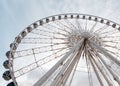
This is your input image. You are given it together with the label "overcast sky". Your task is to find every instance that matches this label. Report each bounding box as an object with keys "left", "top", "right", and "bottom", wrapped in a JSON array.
[{"left": 1, "top": 0, "right": 120, "bottom": 86}]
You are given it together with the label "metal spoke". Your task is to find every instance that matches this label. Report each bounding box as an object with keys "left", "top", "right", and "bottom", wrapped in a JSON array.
[
  {"left": 87, "top": 51, "right": 104, "bottom": 86},
  {"left": 46, "top": 23, "right": 71, "bottom": 34},
  {"left": 75, "top": 19, "right": 84, "bottom": 34},
  {"left": 96, "top": 52, "right": 120, "bottom": 85},
  {"left": 89, "top": 40, "right": 120, "bottom": 66},
  {"left": 99, "top": 29, "right": 119, "bottom": 37},
  {"left": 14, "top": 45, "right": 69, "bottom": 58},
  {"left": 64, "top": 19, "right": 78, "bottom": 34},
  {"left": 89, "top": 53, "right": 113, "bottom": 85},
  {"left": 90, "top": 22, "right": 97, "bottom": 32},
  {"left": 31, "top": 28, "right": 68, "bottom": 37},
  {"left": 14, "top": 48, "right": 69, "bottom": 78},
  {"left": 33, "top": 38, "right": 84, "bottom": 86},
  {"left": 53, "top": 20, "right": 73, "bottom": 34},
  {"left": 94, "top": 24, "right": 108, "bottom": 34}
]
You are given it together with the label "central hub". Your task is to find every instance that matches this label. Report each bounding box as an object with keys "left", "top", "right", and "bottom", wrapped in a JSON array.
[
  {"left": 67, "top": 31, "right": 102, "bottom": 47},
  {"left": 81, "top": 32, "right": 91, "bottom": 39}
]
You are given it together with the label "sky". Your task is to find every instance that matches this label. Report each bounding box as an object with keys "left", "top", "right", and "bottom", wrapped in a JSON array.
[{"left": 1, "top": 0, "right": 120, "bottom": 86}]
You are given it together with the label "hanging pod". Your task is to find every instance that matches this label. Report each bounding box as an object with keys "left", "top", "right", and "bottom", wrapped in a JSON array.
[{"left": 2, "top": 71, "right": 11, "bottom": 81}]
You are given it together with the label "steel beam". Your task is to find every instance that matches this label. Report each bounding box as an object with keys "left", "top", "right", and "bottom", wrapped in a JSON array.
[
  {"left": 96, "top": 52, "right": 120, "bottom": 85},
  {"left": 33, "top": 38, "right": 84, "bottom": 86},
  {"left": 89, "top": 40, "right": 120, "bottom": 66}
]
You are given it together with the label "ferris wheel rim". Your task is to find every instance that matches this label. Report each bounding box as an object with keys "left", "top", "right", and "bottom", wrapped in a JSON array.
[{"left": 7, "top": 13, "right": 120, "bottom": 86}]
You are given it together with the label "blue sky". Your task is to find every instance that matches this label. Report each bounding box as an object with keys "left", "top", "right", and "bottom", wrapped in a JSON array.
[{"left": 1, "top": 0, "right": 120, "bottom": 85}]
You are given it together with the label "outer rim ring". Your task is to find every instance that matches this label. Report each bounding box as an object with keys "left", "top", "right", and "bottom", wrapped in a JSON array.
[{"left": 8, "top": 13, "right": 120, "bottom": 86}]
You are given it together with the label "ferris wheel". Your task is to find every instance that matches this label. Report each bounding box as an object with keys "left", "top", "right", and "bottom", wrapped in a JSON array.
[{"left": 3, "top": 13, "right": 120, "bottom": 86}]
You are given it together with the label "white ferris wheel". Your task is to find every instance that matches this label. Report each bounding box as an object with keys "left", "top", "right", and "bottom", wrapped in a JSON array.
[{"left": 2, "top": 13, "right": 120, "bottom": 86}]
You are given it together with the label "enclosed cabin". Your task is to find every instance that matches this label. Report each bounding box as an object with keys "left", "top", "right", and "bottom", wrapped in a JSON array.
[
  {"left": 3, "top": 60, "right": 11, "bottom": 69},
  {"left": 3, "top": 71, "right": 11, "bottom": 81},
  {"left": 7, "top": 82, "right": 17, "bottom": 86}
]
